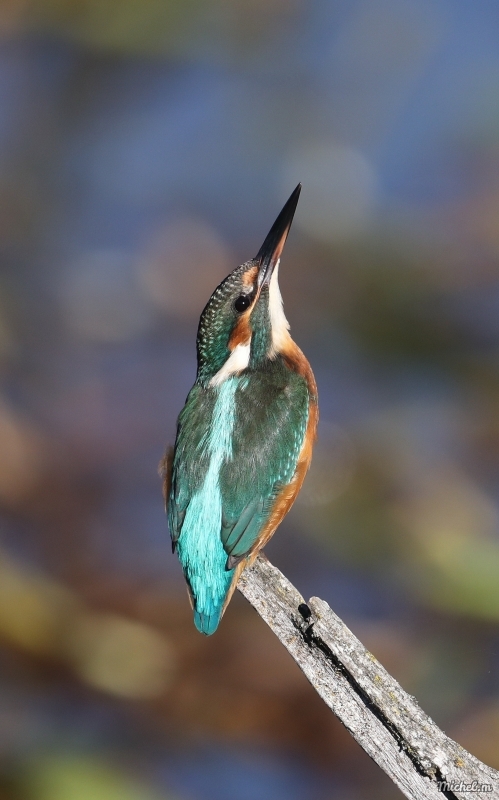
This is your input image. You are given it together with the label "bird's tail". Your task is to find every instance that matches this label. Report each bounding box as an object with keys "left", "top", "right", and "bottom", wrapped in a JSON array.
[
  {"left": 192, "top": 558, "right": 248, "bottom": 635},
  {"left": 193, "top": 607, "right": 223, "bottom": 636},
  {"left": 191, "top": 582, "right": 229, "bottom": 636},
  {"left": 175, "top": 498, "right": 248, "bottom": 635},
  {"left": 183, "top": 561, "right": 233, "bottom": 636}
]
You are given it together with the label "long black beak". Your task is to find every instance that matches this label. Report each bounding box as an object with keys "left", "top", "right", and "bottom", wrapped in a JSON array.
[{"left": 255, "top": 184, "right": 301, "bottom": 287}]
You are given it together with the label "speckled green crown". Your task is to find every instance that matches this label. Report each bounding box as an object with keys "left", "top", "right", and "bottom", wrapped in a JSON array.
[{"left": 196, "top": 262, "right": 252, "bottom": 385}]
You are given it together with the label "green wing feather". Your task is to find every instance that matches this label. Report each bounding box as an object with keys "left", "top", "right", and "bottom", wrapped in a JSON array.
[
  {"left": 168, "top": 384, "right": 216, "bottom": 546},
  {"left": 219, "top": 363, "right": 309, "bottom": 563}
]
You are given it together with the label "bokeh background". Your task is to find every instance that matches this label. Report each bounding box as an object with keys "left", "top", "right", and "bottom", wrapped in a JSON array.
[{"left": 0, "top": 1, "right": 498, "bottom": 798}]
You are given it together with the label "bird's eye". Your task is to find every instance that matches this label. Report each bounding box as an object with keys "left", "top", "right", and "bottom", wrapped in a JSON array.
[{"left": 234, "top": 294, "right": 251, "bottom": 312}]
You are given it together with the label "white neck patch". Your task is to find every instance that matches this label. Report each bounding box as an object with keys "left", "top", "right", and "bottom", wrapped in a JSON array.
[
  {"left": 209, "top": 341, "right": 251, "bottom": 387},
  {"left": 268, "top": 260, "right": 291, "bottom": 357}
]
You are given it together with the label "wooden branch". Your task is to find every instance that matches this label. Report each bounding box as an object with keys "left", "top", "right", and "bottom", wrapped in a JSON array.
[{"left": 237, "top": 554, "right": 499, "bottom": 800}]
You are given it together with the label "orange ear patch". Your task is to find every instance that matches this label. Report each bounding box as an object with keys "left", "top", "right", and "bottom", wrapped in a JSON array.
[{"left": 228, "top": 266, "right": 260, "bottom": 350}]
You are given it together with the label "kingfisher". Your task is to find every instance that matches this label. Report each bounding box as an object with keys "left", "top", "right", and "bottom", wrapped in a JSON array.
[{"left": 161, "top": 185, "right": 318, "bottom": 635}]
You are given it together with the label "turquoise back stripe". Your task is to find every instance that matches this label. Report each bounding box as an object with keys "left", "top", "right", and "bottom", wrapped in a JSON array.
[{"left": 176, "top": 377, "right": 238, "bottom": 634}]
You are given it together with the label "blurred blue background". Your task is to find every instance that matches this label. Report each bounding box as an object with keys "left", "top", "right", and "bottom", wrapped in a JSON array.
[{"left": 0, "top": 1, "right": 498, "bottom": 798}]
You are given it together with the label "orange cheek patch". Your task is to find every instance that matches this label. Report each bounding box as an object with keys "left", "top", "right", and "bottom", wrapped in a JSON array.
[
  {"left": 228, "top": 272, "right": 261, "bottom": 351},
  {"left": 229, "top": 312, "right": 252, "bottom": 350}
]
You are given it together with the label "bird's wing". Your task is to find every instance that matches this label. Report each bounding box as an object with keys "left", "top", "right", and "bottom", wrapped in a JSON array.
[
  {"left": 220, "top": 495, "right": 273, "bottom": 565},
  {"left": 168, "top": 466, "right": 189, "bottom": 547},
  {"left": 219, "top": 368, "right": 310, "bottom": 564},
  {"left": 167, "top": 384, "right": 216, "bottom": 547}
]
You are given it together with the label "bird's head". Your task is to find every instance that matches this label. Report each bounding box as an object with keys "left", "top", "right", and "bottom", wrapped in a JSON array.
[{"left": 196, "top": 185, "right": 301, "bottom": 387}]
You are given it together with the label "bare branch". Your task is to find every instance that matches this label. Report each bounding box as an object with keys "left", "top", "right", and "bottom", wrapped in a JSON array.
[{"left": 237, "top": 554, "right": 499, "bottom": 800}]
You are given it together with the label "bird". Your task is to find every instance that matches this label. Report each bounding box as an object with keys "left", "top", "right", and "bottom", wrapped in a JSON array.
[{"left": 161, "top": 184, "right": 318, "bottom": 635}]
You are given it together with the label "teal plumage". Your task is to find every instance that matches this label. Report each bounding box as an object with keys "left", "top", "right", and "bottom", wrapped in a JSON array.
[
  {"left": 163, "top": 186, "right": 318, "bottom": 634},
  {"left": 171, "top": 377, "right": 239, "bottom": 635}
]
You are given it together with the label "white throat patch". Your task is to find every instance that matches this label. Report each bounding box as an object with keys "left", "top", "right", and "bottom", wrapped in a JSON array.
[
  {"left": 268, "top": 260, "right": 290, "bottom": 357},
  {"left": 209, "top": 341, "right": 251, "bottom": 387}
]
